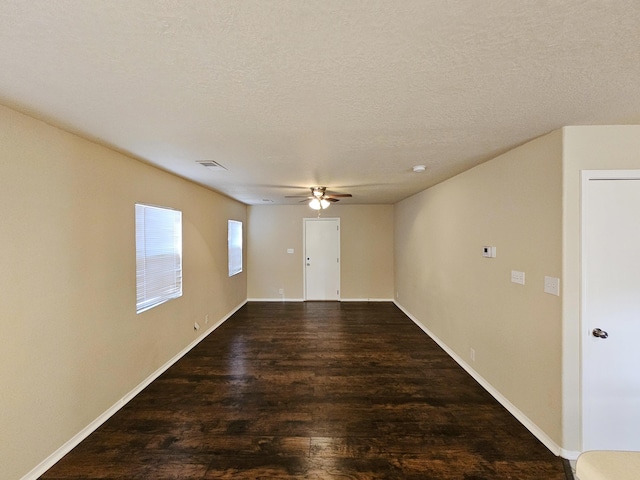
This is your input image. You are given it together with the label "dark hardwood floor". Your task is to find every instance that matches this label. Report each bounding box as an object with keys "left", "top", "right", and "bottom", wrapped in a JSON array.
[{"left": 40, "top": 302, "right": 569, "bottom": 479}]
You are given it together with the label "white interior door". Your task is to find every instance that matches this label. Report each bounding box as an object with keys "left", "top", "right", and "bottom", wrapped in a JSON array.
[
  {"left": 582, "top": 172, "right": 640, "bottom": 451},
  {"left": 304, "top": 218, "right": 340, "bottom": 300}
]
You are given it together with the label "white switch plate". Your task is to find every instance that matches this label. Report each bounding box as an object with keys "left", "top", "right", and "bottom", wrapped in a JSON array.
[
  {"left": 544, "top": 276, "right": 560, "bottom": 296},
  {"left": 287, "top": 248, "right": 294, "bottom": 254},
  {"left": 482, "top": 246, "right": 496, "bottom": 258},
  {"left": 511, "top": 270, "right": 525, "bottom": 285}
]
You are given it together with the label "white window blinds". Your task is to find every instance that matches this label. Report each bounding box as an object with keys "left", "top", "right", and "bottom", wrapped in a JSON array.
[
  {"left": 135, "top": 204, "right": 182, "bottom": 313},
  {"left": 228, "top": 220, "right": 243, "bottom": 277}
]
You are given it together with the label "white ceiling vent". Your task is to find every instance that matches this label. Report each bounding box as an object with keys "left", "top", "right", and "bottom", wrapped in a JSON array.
[{"left": 197, "top": 160, "right": 227, "bottom": 171}]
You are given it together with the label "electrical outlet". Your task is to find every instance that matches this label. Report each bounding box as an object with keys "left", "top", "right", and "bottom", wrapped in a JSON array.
[
  {"left": 544, "top": 276, "right": 560, "bottom": 296},
  {"left": 205, "top": 314, "right": 209, "bottom": 324},
  {"left": 470, "top": 348, "right": 476, "bottom": 362},
  {"left": 278, "top": 288, "right": 284, "bottom": 295},
  {"left": 194, "top": 322, "right": 200, "bottom": 331},
  {"left": 511, "top": 270, "right": 525, "bottom": 285}
]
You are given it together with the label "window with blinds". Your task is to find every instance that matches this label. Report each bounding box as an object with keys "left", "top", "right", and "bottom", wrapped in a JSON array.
[
  {"left": 228, "top": 219, "right": 243, "bottom": 277},
  {"left": 135, "top": 204, "right": 182, "bottom": 313}
]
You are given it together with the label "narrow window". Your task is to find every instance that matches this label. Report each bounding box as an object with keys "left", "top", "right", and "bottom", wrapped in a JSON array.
[
  {"left": 135, "top": 204, "right": 182, "bottom": 313},
  {"left": 228, "top": 220, "right": 243, "bottom": 277}
]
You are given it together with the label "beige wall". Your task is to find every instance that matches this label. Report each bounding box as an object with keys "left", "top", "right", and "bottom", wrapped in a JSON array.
[
  {"left": 0, "top": 104, "right": 247, "bottom": 480},
  {"left": 248, "top": 205, "right": 394, "bottom": 300},
  {"left": 561, "top": 125, "right": 640, "bottom": 452},
  {"left": 395, "top": 130, "right": 564, "bottom": 447}
]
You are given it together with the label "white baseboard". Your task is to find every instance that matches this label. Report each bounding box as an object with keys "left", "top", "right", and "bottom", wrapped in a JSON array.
[
  {"left": 393, "top": 301, "right": 564, "bottom": 458},
  {"left": 246, "top": 298, "right": 394, "bottom": 302},
  {"left": 340, "top": 298, "right": 395, "bottom": 302},
  {"left": 561, "top": 449, "right": 582, "bottom": 461},
  {"left": 21, "top": 300, "right": 247, "bottom": 480},
  {"left": 246, "top": 297, "right": 304, "bottom": 302}
]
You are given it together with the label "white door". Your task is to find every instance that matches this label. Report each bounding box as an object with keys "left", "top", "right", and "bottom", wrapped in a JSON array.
[
  {"left": 304, "top": 218, "right": 340, "bottom": 301},
  {"left": 582, "top": 171, "right": 640, "bottom": 451}
]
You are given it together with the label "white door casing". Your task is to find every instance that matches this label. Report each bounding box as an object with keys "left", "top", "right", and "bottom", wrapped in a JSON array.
[
  {"left": 304, "top": 218, "right": 340, "bottom": 301},
  {"left": 582, "top": 170, "right": 640, "bottom": 451}
]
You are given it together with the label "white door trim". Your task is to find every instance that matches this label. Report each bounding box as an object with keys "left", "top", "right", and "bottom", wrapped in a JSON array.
[{"left": 580, "top": 169, "right": 640, "bottom": 450}]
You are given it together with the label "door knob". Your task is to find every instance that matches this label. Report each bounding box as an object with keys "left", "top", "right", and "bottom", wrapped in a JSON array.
[{"left": 592, "top": 328, "right": 609, "bottom": 339}]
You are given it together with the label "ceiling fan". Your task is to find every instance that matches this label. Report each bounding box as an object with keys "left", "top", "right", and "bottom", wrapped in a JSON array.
[{"left": 285, "top": 186, "right": 352, "bottom": 210}]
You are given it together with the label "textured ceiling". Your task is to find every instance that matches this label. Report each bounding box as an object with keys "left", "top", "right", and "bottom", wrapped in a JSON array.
[{"left": 1, "top": 0, "right": 639, "bottom": 205}]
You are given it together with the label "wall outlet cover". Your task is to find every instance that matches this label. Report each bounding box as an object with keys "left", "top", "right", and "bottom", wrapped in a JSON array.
[
  {"left": 511, "top": 270, "right": 525, "bottom": 285},
  {"left": 544, "top": 276, "right": 560, "bottom": 296}
]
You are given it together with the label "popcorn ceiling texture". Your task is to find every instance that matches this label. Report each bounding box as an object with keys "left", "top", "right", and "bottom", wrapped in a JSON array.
[{"left": 1, "top": 0, "right": 639, "bottom": 204}]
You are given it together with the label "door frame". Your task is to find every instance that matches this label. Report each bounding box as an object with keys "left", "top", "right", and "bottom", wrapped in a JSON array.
[
  {"left": 580, "top": 169, "right": 640, "bottom": 450},
  {"left": 303, "top": 217, "right": 340, "bottom": 301}
]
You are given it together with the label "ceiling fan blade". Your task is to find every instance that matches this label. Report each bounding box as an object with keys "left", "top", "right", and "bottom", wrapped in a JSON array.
[{"left": 284, "top": 188, "right": 351, "bottom": 205}]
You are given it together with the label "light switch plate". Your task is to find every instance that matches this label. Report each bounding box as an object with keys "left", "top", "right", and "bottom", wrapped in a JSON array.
[
  {"left": 544, "top": 276, "right": 560, "bottom": 296},
  {"left": 287, "top": 248, "right": 294, "bottom": 254}
]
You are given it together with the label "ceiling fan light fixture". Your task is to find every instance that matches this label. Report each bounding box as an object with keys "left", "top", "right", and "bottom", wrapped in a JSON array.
[{"left": 309, "top": 197, "right": 331, "bottom": 210}]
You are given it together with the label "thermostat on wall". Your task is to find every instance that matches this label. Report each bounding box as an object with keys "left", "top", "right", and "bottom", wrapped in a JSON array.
[{"left": 482, "top": 246, "right": 496, "bottom": 258}]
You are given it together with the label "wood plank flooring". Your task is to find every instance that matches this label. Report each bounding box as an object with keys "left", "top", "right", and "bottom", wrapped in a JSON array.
[{"left": 40, "top": 302, "right": 569, "bottom": 479}]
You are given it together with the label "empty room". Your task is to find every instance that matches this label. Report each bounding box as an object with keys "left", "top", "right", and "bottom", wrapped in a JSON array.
[{"left": 2, "top": 1, "right": 640, "bottom": 479}]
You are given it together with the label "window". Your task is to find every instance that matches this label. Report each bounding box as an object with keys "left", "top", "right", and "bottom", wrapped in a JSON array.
[
  {"left": 135, "top": 204, "right": 182, "bottom": 313},
  {"left": 228, "top": 220, "right": 243, "bottom": 277}
]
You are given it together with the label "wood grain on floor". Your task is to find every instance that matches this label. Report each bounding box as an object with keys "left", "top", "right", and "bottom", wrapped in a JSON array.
[{"left": 40, "top": 302, "right": 568, "bottom": 479}]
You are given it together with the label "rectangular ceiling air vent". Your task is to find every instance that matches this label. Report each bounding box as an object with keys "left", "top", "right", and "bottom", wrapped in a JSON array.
[{"left": 196, "top": 160, "right": 227, "bottom": 170}]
